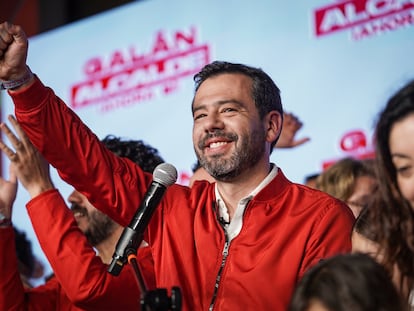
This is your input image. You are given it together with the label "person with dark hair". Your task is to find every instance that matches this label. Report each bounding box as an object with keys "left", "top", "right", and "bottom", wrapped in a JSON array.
[
  {"left": 303, "top": 173, "right": 319, "bottom": 189},
  {"left": 101, "top": 134, "right": 164, "bottom": 173},
  {"left": 14, "top": 226, "right": 45, "bottom": 288},
  {"left": 0, "top": 168, "right": 45, "bottom": 289},
  {"left": 0, "top": 22, "right": 354, "bottom": 310},
  {"left": 352, "top": 200, "right": 413, "bottom": 309},
  {"left": 70, "top": 134, "right": 164, "bottom": 260},
  {"left": 14, "top": 227, "right": 35, "bottom": 283},
  {"left": 288, "top": 252, "right": 405, "bottom": 311},
  {"left": 351, "top": 205, "right": 379, "bottom": 257},
  {"left": 369, "top": 79, "right": 414, "bottom": 306},
  {"left": 0, "top": 124, "right": 159, "bottom": 310}
]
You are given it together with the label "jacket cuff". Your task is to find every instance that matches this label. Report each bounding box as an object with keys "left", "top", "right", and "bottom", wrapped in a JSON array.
[
  {"left": 27, "top": 189, "right": 60, "bottom": 208},
  {"left": 8, "top": 75, "right": 49, "bottom": 112}
]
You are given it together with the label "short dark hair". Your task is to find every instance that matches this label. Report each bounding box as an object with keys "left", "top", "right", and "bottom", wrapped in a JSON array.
[
  {"left": 289, "top": 253, "right": 405, "bottom": 311},
  {"left": 303, "top": 173, "right": 319, "bottom": 184},
  {"left": 193, "top": 61, "right": 283, "bottom": 148}
]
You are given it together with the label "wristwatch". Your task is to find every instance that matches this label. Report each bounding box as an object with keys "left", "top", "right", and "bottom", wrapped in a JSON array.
[{"left": 0, "top": 67, "right": 33, "bottom": 90}]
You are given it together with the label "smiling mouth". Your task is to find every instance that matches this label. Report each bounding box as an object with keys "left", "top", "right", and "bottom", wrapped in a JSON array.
[
  {"left": 209, "top": 141, "right": 228, "bottom": 149},
  {"left": 73, "top": 211, "right": 85, "bottom": 218},
  {"left": 71, "top": 204, "right": 87, "bottom": 218}
]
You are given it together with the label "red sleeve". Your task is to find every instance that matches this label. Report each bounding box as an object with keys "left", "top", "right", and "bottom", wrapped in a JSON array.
[
  {"left": 0, "top": 227, "right": 26, "bottom": 310},
  {"left": 27, "top": 189, "right": 153, "bottom": 310},
  {"left": 0, "top": 227, "right": 60, "bottom": 311},
  {"left": 11, "top": 76, "right": 153, "bottom": 227},
  {"left": 299, "top": 199, "right": 354, "bottom": 278}
]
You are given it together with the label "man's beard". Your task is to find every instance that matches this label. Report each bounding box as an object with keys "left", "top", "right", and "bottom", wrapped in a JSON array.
[
  {"left": 72, "top": 204, "right": 116, "bottom": 246},
  {"left": 84, "top": 211, "right": 116, "bottom": 246},
  {"left": 197, "top": 127, "right": 266, "bottom": 182}
]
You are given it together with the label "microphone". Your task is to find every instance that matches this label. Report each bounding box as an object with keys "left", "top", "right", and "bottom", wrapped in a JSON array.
[{"left": 108, "top": 163, "right": 177, "bottom": 276}]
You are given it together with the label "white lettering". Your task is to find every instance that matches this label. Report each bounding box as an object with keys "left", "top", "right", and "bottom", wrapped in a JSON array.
[
  {"left": 73, "top": 82, "right": 104, "bottom": 107},
  {"left": 345, "top": 3, "right": 368, "bottom": 23},
  {"left": 366, "top": 0, "right": 394, "bottom": 16},
  {"left": 320, "top": 8, "right": 348, "bottom": 32}
]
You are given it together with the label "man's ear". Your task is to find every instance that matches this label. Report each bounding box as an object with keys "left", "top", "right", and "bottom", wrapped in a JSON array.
[{"left": 265, "top": 111, "right": 283, "bottom": 144}]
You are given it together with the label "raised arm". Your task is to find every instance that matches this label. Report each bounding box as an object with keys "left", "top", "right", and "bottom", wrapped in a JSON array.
[
  {"left": 0, "top": 115, "right": 150, "bottom": 310},
  {"left": 0, "top": 22, "right": 34, "bottom": 90},
  {"left": 0, "top": 145, "right": 59, "bottom": 310},
  {"left": 0, "top": 115, "right": 54, "bottom": 197},
  {"left": 0, "top": 159, "right": 24, "bottom": 310}
]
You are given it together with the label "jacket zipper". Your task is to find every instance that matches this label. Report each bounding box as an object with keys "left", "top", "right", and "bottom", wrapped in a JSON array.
[{"left": 208, "top": 232, "right": 230, "bottom": 311}]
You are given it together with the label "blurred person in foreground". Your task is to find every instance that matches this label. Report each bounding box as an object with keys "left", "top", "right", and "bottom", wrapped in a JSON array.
[
  {"left": 0, "top": 124, "right": 159, "bottom": 310},
  {"left": 368, "top": 79, "right": 414, "bottom": 307},
  {"left": 14, "top": 226, "right": 45, "bottom": 288},
  {"left": 288, "top": 252, "right": 406, "bottom": 311},
  {"left": 352, "top": 203, "right": 412, "bottom": 308}
]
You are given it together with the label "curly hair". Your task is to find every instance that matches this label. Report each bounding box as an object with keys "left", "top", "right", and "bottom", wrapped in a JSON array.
[{"left": 101, "top": 135, "right": 164, "bottom": 173}]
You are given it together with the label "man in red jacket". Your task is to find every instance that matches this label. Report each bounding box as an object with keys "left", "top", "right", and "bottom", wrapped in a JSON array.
[
  {"left": 0, "top": 132, "right": 159, "bottom": 310},
  {"left": 0, "top": 21, "right": 354, "bottom": 310}
]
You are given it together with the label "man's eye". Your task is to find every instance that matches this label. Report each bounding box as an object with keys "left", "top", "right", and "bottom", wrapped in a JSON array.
[{"left": 194, "top": 113, "right": 206, "bottom": 121}]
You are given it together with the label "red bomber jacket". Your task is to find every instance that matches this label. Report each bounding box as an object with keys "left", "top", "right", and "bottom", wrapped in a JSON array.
[
  {"left": 0, "top": 189, "right": 154, "bottom": 310},
  {"left": 11, "top": 77, "right": 354, "bottom": 311}
]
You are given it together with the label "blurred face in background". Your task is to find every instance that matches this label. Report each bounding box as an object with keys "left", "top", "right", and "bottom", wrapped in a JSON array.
[
  {"left": 68, "top": 190, "right": 117, "bottom": 246},
  {"left": 346, "top": 175, "right": 377, "bottom": 218}
]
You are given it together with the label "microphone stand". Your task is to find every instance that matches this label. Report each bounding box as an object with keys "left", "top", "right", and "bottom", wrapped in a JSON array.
[
  {"left": 108, "top": 163, "right": 181, "bottom": 310},
  {"left": 126, "top": 247, "right": 182, "bottom": 311}
]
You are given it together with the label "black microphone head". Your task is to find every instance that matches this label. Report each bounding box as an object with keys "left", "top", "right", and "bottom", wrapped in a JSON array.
[{"left": 153, "top": 163, "right": 177, "bottom": 187}]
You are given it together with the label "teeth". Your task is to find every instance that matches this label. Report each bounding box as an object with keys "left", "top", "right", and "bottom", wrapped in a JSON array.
[
  {"left": 74, "top": 212, "right": 84, "bottom": 218},
  {"left": 210, "top": 142, "right": 227, "bottom": 148}
]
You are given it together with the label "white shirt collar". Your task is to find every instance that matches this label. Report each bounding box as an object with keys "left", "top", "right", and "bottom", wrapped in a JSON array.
[{"left": 215, "top": 164, "right": 278, "bottom": 241}]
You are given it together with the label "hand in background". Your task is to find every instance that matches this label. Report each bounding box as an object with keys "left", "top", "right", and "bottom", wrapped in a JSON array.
[
  {"left": 275, "top": 112, "right": 310, "bottom": 149},
  {"left": 0, "top": 166, "right": 17, "bottom": 219},
  {"left": 0, "top": 115, "right": 54, "bottom": 199}
]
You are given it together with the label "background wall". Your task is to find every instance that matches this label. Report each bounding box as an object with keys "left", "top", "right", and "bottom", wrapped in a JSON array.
[{"left": 0, "top": 0, "right": 140, "bottom": 37}]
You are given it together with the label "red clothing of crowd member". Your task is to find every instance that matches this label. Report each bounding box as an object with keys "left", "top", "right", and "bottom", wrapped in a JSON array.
[
  {"left": 0, "top": 189, "right": 155, "bottom": 311},
  {"left": 9, "top": 77, "right": 354, "bottom": 311}
]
